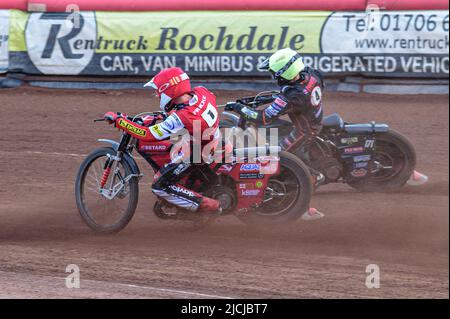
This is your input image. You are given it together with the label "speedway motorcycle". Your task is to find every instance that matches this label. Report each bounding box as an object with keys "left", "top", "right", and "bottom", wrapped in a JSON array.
[
  {"left": 75, "top": 111, "right": 313, "bottom": 233},
  {"left": 220, "top": 92, "right": 417, "bottom": 192}
]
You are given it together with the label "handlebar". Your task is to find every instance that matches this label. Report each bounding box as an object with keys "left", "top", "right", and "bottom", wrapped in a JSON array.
[
  {"left": 94, "top": 111, "right": 167, "bottom": 124},
  {"left": 139, "top": 111, "right": 167, "bottom": 117},
  {"left": 219, "top": 90, "right": 278, "bottom": 109}
]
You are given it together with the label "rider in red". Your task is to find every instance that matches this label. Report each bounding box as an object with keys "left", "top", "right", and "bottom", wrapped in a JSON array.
[{"left": 104, "top": 67, "right": 221, "bottom": 213}]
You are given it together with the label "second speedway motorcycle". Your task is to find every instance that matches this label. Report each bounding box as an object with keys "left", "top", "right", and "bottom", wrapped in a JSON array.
[
  {"left": 75, "top": 111, "right": 313, "bottom": 233},
  {"left": 220, "top": 92, "right": 417, "bottom": 192}
]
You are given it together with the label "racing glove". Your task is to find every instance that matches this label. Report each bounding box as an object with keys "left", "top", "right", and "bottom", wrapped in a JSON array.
[
  {"left": 104, "top": 111, "right": 123, "bottom": 124},
  {"left": 225, "top": 102, "right": 264, "bottom": 124},
  {"left": 104, "top": 112, "right": 147, "bottom": 126},
  {"left": 224, "top": 102, "right": 239, "bottom": 112},
  {"left": 104, "top": 112, "right": 174, "bottom": 142}
]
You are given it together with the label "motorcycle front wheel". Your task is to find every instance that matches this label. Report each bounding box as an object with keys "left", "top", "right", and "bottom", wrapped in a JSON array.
[{"left": 75, "top": 147, "right": 139, "bottom": 233}]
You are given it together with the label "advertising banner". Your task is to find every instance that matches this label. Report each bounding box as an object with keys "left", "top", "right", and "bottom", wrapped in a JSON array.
[
  {"left": 7, "top": 10, "right": 450, "bottom": 77},
  {"left": 0, "top": 10, "right": 10, "bottom": 73},
  {"left": 319, "top": 11, "right": 449, "bottom": 76}
]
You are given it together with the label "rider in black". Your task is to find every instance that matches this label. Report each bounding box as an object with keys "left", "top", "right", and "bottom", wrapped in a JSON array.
[
  {"left": 226, "top": 48, "right": 325, "bottom": 221},
  {"left": 226, "top": 48, "right": 324, "bottom": 152}
]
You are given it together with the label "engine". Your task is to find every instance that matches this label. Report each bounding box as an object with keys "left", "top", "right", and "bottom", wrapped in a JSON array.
[
  {"left": 310, "top": 157, "right": 343, "bottom": 183},
  {"left": 297, "top": 139, "right": 344, "bottom": 183}
]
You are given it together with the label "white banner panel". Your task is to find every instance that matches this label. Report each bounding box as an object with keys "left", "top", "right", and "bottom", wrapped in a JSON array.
[
  {"left": 321, "top": 11, "right": 449, "bottom": 55},
  {"left": 25, "top": 12, "right": 97, "bottom": 75},
  {"left": 0, "top": 10, "right": 10, "bottom": 73}
]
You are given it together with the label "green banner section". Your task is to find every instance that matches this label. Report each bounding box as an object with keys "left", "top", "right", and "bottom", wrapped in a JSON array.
[
  {"left": 7, "top": 10, "right": 327, "bottom": 54},
  {"left": 8, "top": 9, "right": 26, "bottom": 52},
  {"left": 94, "top": 11, "right": 326, "bottom": 54}
]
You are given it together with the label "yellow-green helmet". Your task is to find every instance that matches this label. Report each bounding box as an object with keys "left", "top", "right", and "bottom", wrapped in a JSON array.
[{"left": 258, "top": 48, "right": 305, "bottom": 81}]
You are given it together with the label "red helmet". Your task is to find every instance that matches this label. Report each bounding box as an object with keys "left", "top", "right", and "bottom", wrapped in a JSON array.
[{"left": 144, "top": 67, "right": 191, "bottom": 112}]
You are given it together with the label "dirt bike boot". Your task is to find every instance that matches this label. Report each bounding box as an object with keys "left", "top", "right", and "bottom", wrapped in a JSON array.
[
  {"left": 301, "top": 207, "right": 325, "bottom": 221},
  {"left": 407, "top": 170, "right": 428, "bottom": 186},
  {"left": 312, "top": 171, "right": 326, "bottom": 189},
  {"left": 199, "top": 197, "right": 222, "bottom": 214}
]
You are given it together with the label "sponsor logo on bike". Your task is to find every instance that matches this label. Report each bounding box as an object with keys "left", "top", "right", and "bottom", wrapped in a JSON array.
[
  {"left": 140, "top": 144, "right": 167, "bottom": 152},
  {"left": 354, "top": 161, "right": 369, "bottom": 169},
  {"left": 241, "top": 189, "right": 261, "bottom": 196},
  {"left": 239, "top": 182, "right": 263, "bottom": 190},
  {"left": 344, "top": 146, "right": 364, "bottom": 154},
  {"left": 350, "top": 168, "right": 368, "bottom": 177},
  {"left": 341, "top": 137, "right": 359, "bottom": 145},
  {"left": 239, "top": 173, "right": 265, "bottom": 179},
  {"left": 240, "top": 164, "right": 261, "bottom": 171},
  {"left": 353, "top": 155, "right": 371, "bottom": 162}
]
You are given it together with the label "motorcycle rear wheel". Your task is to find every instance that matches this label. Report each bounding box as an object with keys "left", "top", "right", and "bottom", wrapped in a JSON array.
[
  {"left": 348, "top": 129, "right": 416, "bottom": 192},
  {"left": 75, "top": 147, "right": 139, "bottom": 234},
  {"left": 238, "top": 151, "right": 313, "bottom": 225}
]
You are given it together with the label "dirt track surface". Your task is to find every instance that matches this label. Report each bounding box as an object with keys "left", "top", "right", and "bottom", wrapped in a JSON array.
[{"left": 0, "top": 86, "right": 448, "bottom": 299}]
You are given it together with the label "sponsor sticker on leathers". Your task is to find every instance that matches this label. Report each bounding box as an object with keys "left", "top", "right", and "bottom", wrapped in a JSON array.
[
  {"left": 118, "top": 119, "right": 147, "bottom": 137},
  {"left": 150, "top": 124, "right": 164, "bottom": 137}
]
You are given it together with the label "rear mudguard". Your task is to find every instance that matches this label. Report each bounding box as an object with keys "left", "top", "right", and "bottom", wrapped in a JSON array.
[
  {"left": 323, "top": 114, "right": 390, "bottom": 133},
  {"left": 224, "top": 111, "right": 390, "bottom": 132},
  {"left": 344, "top": 122, "right": 389, "bottom": 134},
  {"left": 98, "top": 139, "right": 141, "bottom": 175}
]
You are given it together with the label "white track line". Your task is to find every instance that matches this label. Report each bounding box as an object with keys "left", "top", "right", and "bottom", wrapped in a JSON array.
[
  {"left": 113, "top": 282, "right": 234, "bottom": 299},
  {"left": 0, "top": 270, "right": 234, "bottom": 299},
  {"left": 0, "top": 150, "right": 86, "bottom": 157},
  {"left": 0, "top": 150, "right": 149, "bottom": 162}
]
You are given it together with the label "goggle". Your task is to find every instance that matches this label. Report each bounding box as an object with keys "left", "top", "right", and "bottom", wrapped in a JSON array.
[
  {"left": 271, "top": 53, "right": 302, "bottom": 79},
  {"left": 144, "top": 72, "right": 189, "bottom": 93}
]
